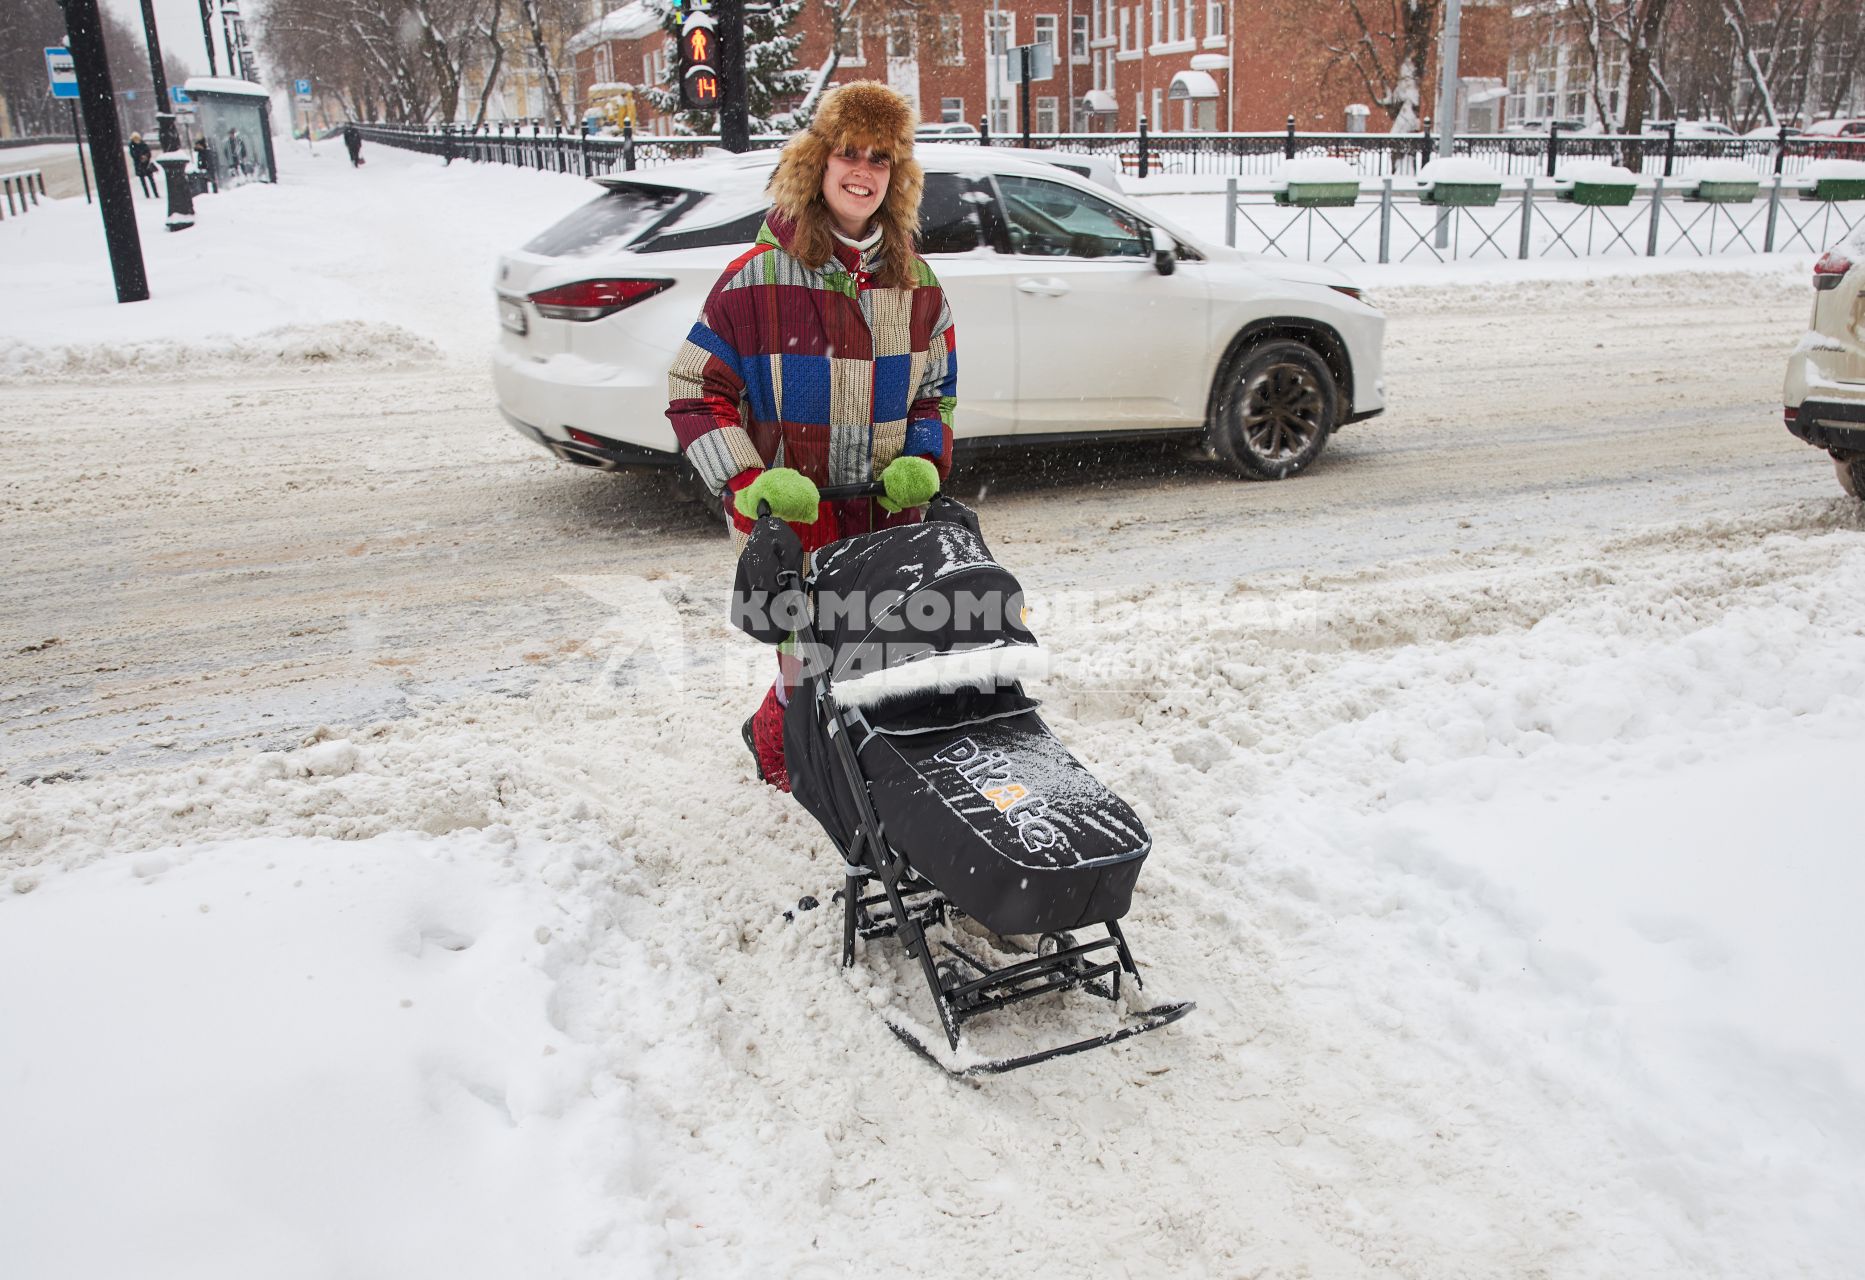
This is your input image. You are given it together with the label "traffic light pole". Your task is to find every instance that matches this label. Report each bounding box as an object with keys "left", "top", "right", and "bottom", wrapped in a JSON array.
[
  {"left": 57, "top": 0, "right": 149, "bottom": 303},
  {"left": 717, "top": 0, "right": 749, "bottom": 152}
]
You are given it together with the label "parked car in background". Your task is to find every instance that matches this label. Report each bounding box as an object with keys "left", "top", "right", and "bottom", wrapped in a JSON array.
[
  {"left": 1743, "top": 122, "right": 1804, "bottom": 140},
  {"left": 1645, "top": 119, "right": 1738, "bottom": 139},
  {"left": 492, "top": 145, "right": 1386, "bottom": 490},
  {"left": 1783, "top": 230, "right": 1865, "bottom": 499},
  {"left": 915, "top": 122, "right": 981, "bottom": 142},
  {"left": 1802, "top": 118, "right": 1865, "bottom": 158}
]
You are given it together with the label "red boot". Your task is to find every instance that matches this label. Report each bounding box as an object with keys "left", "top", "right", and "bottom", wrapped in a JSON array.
[{"left": 743, "top": 683, "right": 790, "bottom": 792}]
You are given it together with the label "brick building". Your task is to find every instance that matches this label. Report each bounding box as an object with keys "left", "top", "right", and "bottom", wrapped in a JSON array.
[{"left": 570, "top": 0, "right": 1510, "bottom": 137}]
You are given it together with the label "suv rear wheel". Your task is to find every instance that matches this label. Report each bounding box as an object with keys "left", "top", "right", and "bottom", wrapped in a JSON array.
[
  {"left": 1837, "top": 454, "right": 1865, "bottom": 500},
  {"left": 1210, "top": 339, "right": 1340, "bottom": 480}
]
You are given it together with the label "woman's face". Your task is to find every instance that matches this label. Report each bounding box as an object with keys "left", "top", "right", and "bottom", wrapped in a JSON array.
[{"left": 821, "top": 145, "right": 892, "bottom": 238}]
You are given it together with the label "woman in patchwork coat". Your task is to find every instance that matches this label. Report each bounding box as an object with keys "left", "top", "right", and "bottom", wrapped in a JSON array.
[{"left": 665, "top": 81, "right": 959, "bottom": 790}]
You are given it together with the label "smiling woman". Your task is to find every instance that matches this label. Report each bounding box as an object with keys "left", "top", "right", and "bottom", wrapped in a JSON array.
[{"left": 661, "top": 81, "right": 961, "bottom": 789}]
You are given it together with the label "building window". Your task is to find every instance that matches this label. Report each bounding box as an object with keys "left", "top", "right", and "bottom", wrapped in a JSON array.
[
  {"left": 1151, "top": 86, "right": 1163, "bottom": 127},
  {"left": 1151, "top": 0, "right": 1162, "bottom": 45},
  {"left": 987, "top": 11, "right": 1013, "bottom": 57},
  {"left": 1036, "top": 95, "right": 1058, "bottom": 133},
  {"left": 887, "top": 19, "right": 911, "bottom": 60},
  {"left": 837, "top": 17, "right": 864, "bottom": 65},
  {"left": 1167, "top": 0, "right": 1179, "bottom": 43},
  {"left": 1206, "top": 1, "right": 1224, "bottom": 38},
  {"left": 1071, "top": 14, "right": 1089, "bottom": 60},
  {"left": 938, "top": 14, "right": 964, "bottom": 65},
  {"left": 1034, "top": 14, "right": 1058, "bottom": 56},
  {"left": 1119, "top": 7, "right": 1131, "bottom": 52},
  {"left": 941, "top": 96, "right": 964, "bottom": 122}
]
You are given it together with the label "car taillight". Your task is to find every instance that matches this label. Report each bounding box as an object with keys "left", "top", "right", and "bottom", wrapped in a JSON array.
[
  {"left": 1784, "top": 407, "right": 1798, "bottom": 426},
  {"left": 528, "top": 278, "right": 674, "bottom": 320},
  {"left": 1813, "top": 251, "right": 1853, "bottom": 291}
]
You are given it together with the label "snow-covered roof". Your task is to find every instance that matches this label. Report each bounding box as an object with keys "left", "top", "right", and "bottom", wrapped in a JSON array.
[
  {"left": 1167, "top": 70, "right": 1219, "bottom": 101},
  {"left": 570, "top": 2, "right": 661, "bottom": 54},
  {"left": 1081, "top": 89, "right": 1116, "bottom": 113},
  {"left": 183, "top": 76, "right": 272, "bottom": 99}
]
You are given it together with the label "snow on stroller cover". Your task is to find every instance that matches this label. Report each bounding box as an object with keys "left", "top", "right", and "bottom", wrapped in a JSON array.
[{"left": 736, "top": 490, "right": 1191, "bottom": 1074}]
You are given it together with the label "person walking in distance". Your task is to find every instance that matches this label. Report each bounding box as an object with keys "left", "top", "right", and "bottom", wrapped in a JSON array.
[
  {"left": 342, "top": 123, "right": 364, "bottom": 167},
  {"left": 127, "top": 132, "right": 158, "bottom": 198},
  {"left": 664, "top": 82, "right": 959, "bottom": 791}
]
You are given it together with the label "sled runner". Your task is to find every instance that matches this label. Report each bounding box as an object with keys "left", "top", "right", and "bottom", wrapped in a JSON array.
[{"left": 740, "top": 484, "right": 1192, "bottom": 1075}]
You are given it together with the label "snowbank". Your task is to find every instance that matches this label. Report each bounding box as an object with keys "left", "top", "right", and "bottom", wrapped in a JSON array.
[
  {"left": 1803, "top": 158, "right": 1865, "bottom": 180},
  {"left": 5, "top": 507, "right": 1864, "bottom": 1275},
  {"left": 1681, "top": 158, "right": 1763, "bottom": 184},
  {"left": 0, "top": 143, "right": 593, "bottom": 380}
]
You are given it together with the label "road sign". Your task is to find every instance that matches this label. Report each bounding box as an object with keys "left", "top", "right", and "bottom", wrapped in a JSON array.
[
  {"left": 45, "top": 46, "right": 79, "bottom": 99},
  {"left": 1010, "top": 42, "right": 1055, "bottom": 82},
  {"left": 170, "top": 85, "right": 191, "bottom": 106},
  {"left": 294, "top": 77, "right": 312, "bottom": 101}
]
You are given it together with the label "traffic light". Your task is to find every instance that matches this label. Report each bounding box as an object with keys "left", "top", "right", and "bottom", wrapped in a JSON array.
[{"left": 678, "top": 6, "right": 720, "bottom": 111}]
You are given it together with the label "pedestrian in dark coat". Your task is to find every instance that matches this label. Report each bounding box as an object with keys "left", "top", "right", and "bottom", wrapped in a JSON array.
[
  {"left": 343, "top": 123, "right": 364, "bottom": 167},
  {"left": 193, "top": 138, "right": 216, "bottom": 193},
  {"left": 665, "top": 81, "right": 958, "bottom": 789},
  {"left": 128, "top": 133, "right": 158, "bottom": 198}
]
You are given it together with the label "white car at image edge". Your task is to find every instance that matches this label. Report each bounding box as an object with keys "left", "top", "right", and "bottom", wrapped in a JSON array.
[
  {"left": 492, "top": 144, "right": 1386, "bottom": 488},
  {"left": 1784, "top": 227, "right": 1865, "bottom": 498}
]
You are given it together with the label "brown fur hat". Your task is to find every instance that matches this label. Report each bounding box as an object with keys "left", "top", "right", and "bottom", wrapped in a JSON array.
[{"left": 768, "top": 81, "right": 923, "bottom": 290}]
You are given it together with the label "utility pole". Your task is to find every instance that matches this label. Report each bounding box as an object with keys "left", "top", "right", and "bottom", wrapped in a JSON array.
[
  {"left": 1433, "top": 0, "right": 1463, "bottom": 249},
  {"left": 56, "top": 0, "right": 149, "bottom": 303},
  {"left": 195, "top": 0, "right": 218, "bottom": 76},
  {"left": 717, "top": 0, "right": 749, "bottom": 151},
  {"left": 137, "top": 0, "right": 178, "bottom": 151}
]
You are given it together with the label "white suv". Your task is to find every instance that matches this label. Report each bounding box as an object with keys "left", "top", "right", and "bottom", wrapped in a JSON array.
[
  {"left": 1784, "top": 227, "right": 1865, "bottom": 498},
  {"left": 492, "top": 145, "right": 1386, "bottom": 485}
]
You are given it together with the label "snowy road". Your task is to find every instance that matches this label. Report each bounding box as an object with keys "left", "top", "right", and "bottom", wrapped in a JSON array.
[
  {"left": 6, "top": 151, "right": 1865, "bottom": 1278},
  {"left": 0, "top": 270, "right": 1831, "bottom": 779}
]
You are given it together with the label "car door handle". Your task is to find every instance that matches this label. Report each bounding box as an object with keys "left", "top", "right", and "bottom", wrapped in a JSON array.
[{"left": 1017, "top": 278, "right": 1070, "bottom": 297}]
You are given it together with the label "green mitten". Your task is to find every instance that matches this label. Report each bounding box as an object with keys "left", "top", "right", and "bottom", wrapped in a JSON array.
[
  {"left": 734, "top": 467, "right": 821, "bottom": 524},
  {"left": 877, "top": 455, "right": 940, "bottom": 513}
]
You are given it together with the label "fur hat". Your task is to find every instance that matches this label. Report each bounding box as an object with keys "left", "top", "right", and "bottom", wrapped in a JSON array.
[{"left": 768, "top": 82, "right": 924, "bottom": 290}]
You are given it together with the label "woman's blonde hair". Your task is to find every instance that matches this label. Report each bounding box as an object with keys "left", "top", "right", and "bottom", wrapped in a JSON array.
[{"left": 767, "top": 82, "right": 924, "bottom": 291}]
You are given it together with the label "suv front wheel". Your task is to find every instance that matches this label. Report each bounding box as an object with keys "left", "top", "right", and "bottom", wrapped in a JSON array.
[{"left": 1210, "top": 339, "right": 1340, "bottom": 480}]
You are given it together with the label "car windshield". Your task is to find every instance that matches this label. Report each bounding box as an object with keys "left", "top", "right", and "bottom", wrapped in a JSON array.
[{"left": 522, "top": 183, "right": 692, "bottom": 258}]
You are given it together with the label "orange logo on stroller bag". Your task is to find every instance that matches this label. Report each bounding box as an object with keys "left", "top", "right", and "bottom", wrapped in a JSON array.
[{"left": 932, "top": 739, "right": 1059, "bottom": 853}]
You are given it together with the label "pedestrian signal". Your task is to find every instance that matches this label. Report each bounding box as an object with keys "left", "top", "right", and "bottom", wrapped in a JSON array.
[{"left": 678, "top": 10, "right": 720, "bottom": 111}]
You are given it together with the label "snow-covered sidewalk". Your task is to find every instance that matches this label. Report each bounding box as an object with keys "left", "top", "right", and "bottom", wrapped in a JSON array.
[{"left": 6, "top": 501, "right": 1863, "bottom": 1277}]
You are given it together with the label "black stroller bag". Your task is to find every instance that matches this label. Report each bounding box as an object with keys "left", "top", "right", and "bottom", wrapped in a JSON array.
[{"left": 781, "top": 517, "right": 1151, "bottom": 936}]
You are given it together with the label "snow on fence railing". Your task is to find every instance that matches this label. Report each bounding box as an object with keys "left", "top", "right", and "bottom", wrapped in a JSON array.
[
  {"left": 1186, "top": 172, "right": 1865, "bottom": 264},
  {"left": 1, "top": 169, "right": 48, "bottom": 220},
  {"left": 356, "top": 120, "right": 1865, "bottom": 182}
]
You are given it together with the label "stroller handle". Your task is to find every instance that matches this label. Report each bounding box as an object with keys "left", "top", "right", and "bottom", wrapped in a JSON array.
[{"left": 755, "top": 480, "right": 944, "bottom": 517}]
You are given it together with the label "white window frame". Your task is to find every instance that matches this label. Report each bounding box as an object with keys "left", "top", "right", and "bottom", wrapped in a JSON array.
[
  {"left": 837, "top": 16, "right": 865, "bottom": 66},
  {"left": 1118, "top": 8, "right": 1132, "bottom": 54},
  {"left": 594, "top": 45, "right": 611, "bottom": 84},
  {"left": 987, "top": 11, "right": 1014, "bottom": 57},
  {"left": 939, "top": 14, "right": 964, "bottom": 65},
  {"left": 1151, "top": 86, "right": 1163, "bottom": 129},
  {"left": 1036, "top": 95, "right": 1059, "bottom": 133},
  {"left": 941, "top": 96, "right": 965, "bottom": 123},
  {"left": 1071, "top": 14, "right": 1089, "bottom": 61},
  {"left": 1150, "top": 0, "right": 1162, "bottom": 45},
  {"left": 1034, "top": 14, "right": 1059, "bottom": 57},
  {"left": 1205, "top": 1, "right": 1225, "bottom": 40},
  {"left": 887, "top": 19, "right": 911, "bottom": 60}
]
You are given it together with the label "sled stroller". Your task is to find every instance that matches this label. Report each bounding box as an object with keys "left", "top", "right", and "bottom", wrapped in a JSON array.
[{"left": 736, "top": 484, "right": 1192, "bottom": 1075}]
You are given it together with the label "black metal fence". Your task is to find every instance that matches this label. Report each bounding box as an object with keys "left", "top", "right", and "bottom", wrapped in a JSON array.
[{"left": 359, "top": 117, "right": 1865, "bottom": 183}]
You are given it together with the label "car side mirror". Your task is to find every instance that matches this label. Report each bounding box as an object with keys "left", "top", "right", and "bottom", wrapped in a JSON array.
[{"left": 1149, "top": 226, "right": 1177, "bottom": 276}]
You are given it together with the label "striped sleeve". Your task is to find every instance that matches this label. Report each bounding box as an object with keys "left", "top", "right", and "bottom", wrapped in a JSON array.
[
  {"left": 905, "top": 277, "right": 957, "bottom": 480},
  {"left": 665, "top": 249, "right": 772, "bottom": 496}
]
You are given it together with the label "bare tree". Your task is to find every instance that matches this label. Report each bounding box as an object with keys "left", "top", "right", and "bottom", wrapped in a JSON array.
[{"left": 1323, "top": 0, "right": 1444, "bottom": 133}]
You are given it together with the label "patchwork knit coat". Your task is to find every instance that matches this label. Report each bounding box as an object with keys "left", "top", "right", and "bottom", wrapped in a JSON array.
[{"left": 666, "top": 210, "right": 958, "bottom": 550}]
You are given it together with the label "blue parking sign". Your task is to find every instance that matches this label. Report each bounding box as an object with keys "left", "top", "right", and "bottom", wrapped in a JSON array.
[
  {"left": 170, "top": 85, "right": 191, "bottom": 106},
  {"left": 45, "top": 47, "right": 79, "bottom": 100},
  {"left": 294, "top": 78, "right": 312, "bottom": 100}
]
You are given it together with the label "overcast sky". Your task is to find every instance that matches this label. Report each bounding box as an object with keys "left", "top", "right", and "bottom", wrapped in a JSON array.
[{"left": 102, "top": 0, "right": 268, "bottom": 83}]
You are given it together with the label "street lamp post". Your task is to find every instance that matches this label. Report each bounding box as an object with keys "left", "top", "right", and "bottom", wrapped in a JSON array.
[{"left": 136, "top": 0, "right": 178, "bottom": 151}]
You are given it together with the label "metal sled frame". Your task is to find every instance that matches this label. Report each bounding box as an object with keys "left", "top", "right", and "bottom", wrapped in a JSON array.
[{"left": 775, "top": 505, "right": 1191, "bottom": 1076}]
